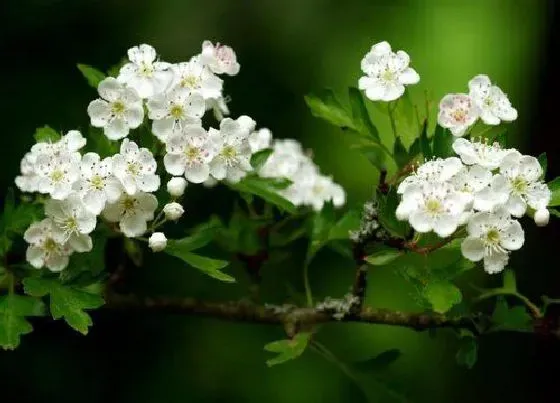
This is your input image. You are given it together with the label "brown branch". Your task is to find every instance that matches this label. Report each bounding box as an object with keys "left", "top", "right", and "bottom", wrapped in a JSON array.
[{"left": 105, "top": 293, "right": 479, "bottom": 333}]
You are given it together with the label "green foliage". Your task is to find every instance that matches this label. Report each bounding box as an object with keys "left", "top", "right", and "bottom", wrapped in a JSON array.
[
  {"left": 393, "top": 137, "right": 408, "bottom": 168},
  {"left": 432, "top": 125, "right": 454, "bottom": 158},
  {"left": 33, "top": 125, "right": 60, "bottom": 143},
  {"left": 60, "top": 234, "right": 107, "bottom": 285},
  {"left": 264, "top": 332, "right": 311, "bottom": 367},
  {"left": 305, "top": 89, "right": 356, "bottom": 130},
  {"left": 0, "top": 292, "right": 45, "bottom": 350},
  {"left": 423, "top": 280, "right": 462, "bottom": 313},
  {"left": 377, "top": 188, "right": 410, "bottom": 238},
  {"left": 547, "top": 177, "right": 560, "bottom": 207},
  {"left": 77, "top": 64, "right": 106, "bottom": 88},
  {"left": 250, "top": 148, "right": 274, "bottom": 170},
  {"left": 230, "top": 176, "right": 296, "bottom": 214},
  {"left": 352, "top": 349, "right": 402, "bottom": 372},
  {"left": 391, "top": 91, "right": 418, "bottom": 145},
  {"left": 365, "top": 246, "right": 402, "bottom": 266},
  {"left": 455, "top": 331, "right": 478, "bottom": 369},
  {"left": 23, "top": 277, "right": 104, "bottom": 335},
  {"left": 0, "top": 188, "right": 42, "bottom": 256},
  {"left": 490, "top": 297, "right": 532, "bottom": 332},
  {"left": 537, "top": 153, "right": 547, "bottom": 179},
  {"left": 348, "top": 88, "right": 380, "bottom": 141}
]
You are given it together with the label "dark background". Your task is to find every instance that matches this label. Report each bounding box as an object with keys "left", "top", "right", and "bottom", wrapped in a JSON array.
[{"left": 1, "top": 0, "right": 560, "bottom": 402}]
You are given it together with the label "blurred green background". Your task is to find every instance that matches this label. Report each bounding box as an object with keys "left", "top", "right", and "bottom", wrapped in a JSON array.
[{"left": 1, "top": 0, "right": 559, "bottom": 402}]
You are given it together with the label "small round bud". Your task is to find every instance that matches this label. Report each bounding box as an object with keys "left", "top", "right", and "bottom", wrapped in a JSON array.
[
  {"left": 148, "top": 232, "right": 167, "bottom": 252},
  {"left": 166, "top": 177, "right": 187, "bottom": 197},
  {"left": 163, "top": 202, "right": 184, "bottom": 221},
  {"left": 534, "top": 208, "right": 550, "bottom": 227}
]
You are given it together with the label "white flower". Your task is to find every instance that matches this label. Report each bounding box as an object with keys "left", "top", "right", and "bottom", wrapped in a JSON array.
[
  {"left": 358, "top": 41, "right": 419, "bottom": 102},
  {"left": 208, "top": 116, "right": 255, "bottom": 183},
  {"left": 164, "top": 124, "right": 215, "bottom": 183},
  {"left": 491, "top": 151, "right": 551, "bottom": 217},
  {"left": 259, "top": 139, "right": 307, "bottom": 179},
  {"left": 534, "top": 208, "right": 550, "bottom": 227},
  {"left": 166, "top": 177, "right": 187, "bottom": 197},
  {"left": 171, "top": 57, "right": 223, "bottom": 100},
  {"left": 303, "top": 174, "right": 346, "bottom": 211},
  {"left": 461, "top": 210, "right": 524, "bottom": 274},
  {"left": 200, "top": 40, "right": 240, "bottom": 76},
  {"left": 206, "top": 95, "right": 230, "bottom": 121},
  {"left": 452, "top": 137, "right": 511, "bottom": 170},
  {"left": 147, "top": 87, "right": 206, "bottom": 142},
  {"left": 45, "top": 194, "right": 96, "bottom": 252},
  {"left": 102, "top": 192, "right": 158, "bottom": 237},
  {"left": 35, "top": 151, "right": 81, "bottom": 200},
  {"left": 87, "top": 77, "right": 144, "bottom": 140},
  {"left": 163, "top": 202, "right": 184, "bottom": 221},
  {"left": 450, "top": 165, "right": 492, "bottom": 207},
  {"left": 117, "top": 44, "right": 173, "bottom": 98},
  {"left": 76, "top": 152, "right": 123, "bottom": 214},
  {"left": 148, "top": 232, "right": 167, "bottom": 252},
  {"left": 15, "top": 152, "right": 40, "bottom": 193},
  {"left": 396, "top": 182, "right": 467, "bottom": 237},
  {"left": 248, "top": 128, "right": 272, "bottom": 153},
  {"left": 468, "top": 74, "right": 517, "bottom": 125},
  {"left": 24, "top": 218, "right": 72, "bottom": 272},
  {"left": 112, "top": 139, "right": 160, "bottom": 195},
  {"left": 437, "top": 94, "right": 479, "bottom": 137},
  {"left": 397, "top": 157, "right": 463, "bottom": 194}
]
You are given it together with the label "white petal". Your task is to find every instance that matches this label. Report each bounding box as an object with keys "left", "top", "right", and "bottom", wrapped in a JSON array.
[
  {"left": 152, "top": 118, "right": 177, "bottom": 140},
  {"left": 499, "top": 106, "right": 517, "bottom": 121},
  {"left": 209, "top": 158, "right": 227, "bottom": 180},
  {"left": 137, "top": 193, "right": 158, "bottom": 220},
  {"left": 83, "top": 189, "right": 107, "bottom": 215},
  {"left": 519, "top": 156, "right": 542, "bottom": 182},
  {"left": 26, "top": 246, "right": 45, "bottom": 268},
  {"left": 105, "top": 177, "right": 123, "bottom": 202},
  {"left": 164, "top": 154, "right": 186, "bottom": 176},
  {"left": 409, "top": 211, "right": 433, "bottom": 233},
  {"left": 98, "top": 77, "right": 123, "bottom": 102},
  {"left": 88, "top": 99, "right": 111, "bottom": 127},
  {"left": 185, "top": 163, "right": 210, "bottom": 183},
  {"left": 505, "top": 194, "right": 527, "bottom": 217},
  {"left": 461, "top": 237, "right": 485, "bottom": 262},
  {"left": 468, "top": 74, "right": 491, "bottom": 99},
  {"left": 399, "top": 67, "right": 419, "bottom": 84},
  {"left": 120, "top": 214, "right": 147, "bottom": 237},
  {"left": 433, "top": 214, "right": 458, "bottom": 237},
  {"left": 121, "top": 175, "right": 137, "bottom": 195},
  {"left": 105, "top": 118, "right": 129, "bottom": 140},
  {"left": 500, "top": 220, "right": 524, "bottom": 251},
  {"left": 382, "top": 83, "right": 405, "bottom": 102},
  {"left": 137, "top": 174, "right": 160, "bottom": 193},
  {"left": 483, "top": 250, "right": 509, "bottom": 274},
  {"left": 45, "top": 254, "right": 69, "bottom": 272},
  {"left": 479, "top": 109, "right": 501, "bottom": 125},
  {"left": 125, "top": 105, "right": 144, "bottom": 128},
  {"left": 69, "top": 233, "right": 93, "bottom": 252}
]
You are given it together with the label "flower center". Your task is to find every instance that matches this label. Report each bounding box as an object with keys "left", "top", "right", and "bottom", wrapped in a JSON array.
[
  {"left": 451, "top": 109, "right": 467, "bottom": 123},
  {"left": 90, "top": 174, "right": 105, "bottom": 190},
  {"left": 50, "top": 170, "right": 65, "bottom": 183},
  {"left": 485, "top": 229, "right": 501, "bottom": 245},
  {"left": 43, "top": 238, "right": 59, "bottom": 252},
  {"left": 121, "top": 197, "right": 137, "bottom": 213},
  {"left": 112, "top": 101, "right": 126, "bottom": 115},
  {"left": 185, "top": 146, "right": 201, "bottom": 162},
  {"left": 63, "top": 217, "right": 78, "bottom": 233},
  {"left": 381, "top": 69, "right": 396, "bottom": 82},
  {"left": 221, "top": 145, "right": 237, "bottom": 160},
  {"left": 511, "top": 176, "right": 527, "bottom": 194},
  {"left": 170, "top": 105, "right": 183, "bottom": 119},
  {"left": 180, "top": 75, "right": 200, "bottom": 89},
  {"left": 425, "top": 198, "right": 443, "bottom": 215},
  {"left": 126, "top": 162, "right": 140, "bottom": 176},
  {"left": 484, "top": 97, "right": 494, "bottom": 107},
  {"left": 139, "top": 63, "right": 154, "bottom": 77}
]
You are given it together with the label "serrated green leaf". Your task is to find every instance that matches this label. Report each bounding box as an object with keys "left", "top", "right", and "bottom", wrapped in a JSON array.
[
  {"left": 548, "top": 177, "right": 560, "bottom": 207},
  {"left": 304, "top": 89, "right": 356, "bottom": 130},
  {"left": 164, "top": 245, "right": 234, "bottom": 283},
  {"left": 423, "top": 280, "right": 462, "bottom": 313},
  {"left": 34, "top": 125, "right": 60, "bottom": 143},
  {"left": 393, "top": 137, "right": 408, "bottom": 168},
  {"left": 77, "top": 64, "right": 106, "bottom": 88},
  {"left": 348, "top": 87, "right": 380, "bottom": 141},
  {"left": 353, "top": 349, "right": 402, "bottom": 372},
  {"left": 264, "top": 332, "right": 311, "bottom": 367},
  {"left": 490, "top": 297, "right": 532, "bottom": 332},
  {"left": 230, "top": 176, "right": 296, "bottom": 213},
  {"left": 23, "top": 278, "right": 103, "bottom": 335},
  {"left": 432, "top": 125, "right": 454, "bottom": 158},
  {"left": 250, "top": 148, "right": 274, "bottom": 170},
  {"left": 0, "top": 293, "right": 45, "bottom": 350},
  {"left": 455, "top": 336, "right": 478, "bottom": 369},
  {"left": 538, "top": 153, "right": 547, "bottom": 179},
  {"left": 366, "top": 247, "right": 402, "bottom": 266}
]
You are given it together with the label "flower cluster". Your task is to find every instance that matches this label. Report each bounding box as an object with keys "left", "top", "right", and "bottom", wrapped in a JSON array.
[
  {"left": 358, "top": 41, "right": 420, "bottom": 102},
  {"left": 396, "top": 137, "right": 550, "bottom": 274},
  {"left": 16, "top": 42, "right": 347, "bottom": 271},
  {"left": 438, "top": 75, "right": 518, "bottom": 136},
  {"left": 257, "top": 138, "right": 345, "bottom": 211}
]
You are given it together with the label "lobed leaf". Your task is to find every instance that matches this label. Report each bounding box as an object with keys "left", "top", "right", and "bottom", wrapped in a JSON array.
[
  {"left": 0, "top": 294, "right": 45, "bottom": 350},
  {"left": 264, "top": 332, "right": 311, "bottom": 367}
]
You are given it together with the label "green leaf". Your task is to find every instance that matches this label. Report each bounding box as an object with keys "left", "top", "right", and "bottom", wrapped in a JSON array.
[
  {"left": 354, "top": 143, "right": 391, "bottom": 171},
  {"left": 419, "top": 120, "right": 432, "bottom": 158},
  {"left": 392, "top": 90, "right": 418, "bottom": 145},
  {"left": 490, "top": 297, "right": 532, "bottom": 332},
  {"left": 181, "top": 215, "right": 224, "bottom": 251},
  {"left": 455, "top": 336, "right": 478, "bottom": 369},
  {"left": 432, "top": 125, "right": 454, "bottom": 158},
  {"left": 493, "top": 130, "right": 508, "bottom": 148},
  {"left": 538, "top": 153, "right": 547, "bottom": 179},
  {"left": 0, "top": 189, "right": 43, "bottom": 256},
  {"left": 393, "top": 137, "right": 408, "bottom": 168},
  {"left": 23, "top": 278, "right": 103, "bottom": 335},
  {"left": 366, "top": 247, "right": 402, "bottom": 266},
  {"left": 348, "top": 87, "right": 380, "bottom": 141},
  {"left": 34, "top": 125, "right": 60, "bottom": 143},
  {"left": 306, "top": 203, "right": 336, "bottom": 263},
  {"left": 230, "top": 176, "right": 297, "bottom": 214},
  {"left": 164, "top": 245, "right": 234, "bottom": 283},
  {"left": 377, "top": 188, "right": 410, "bottom": 238},
  {"left": 107, "top": 58, "right": 127, "bottom": 78},
  {"left": 124, "top": 238, "right": 143, "bottom": 267},
  {"left": 304, "top": 89, "right": 356, "bottom": 130},
  {"left": 547, "top": 177, "right": 560, "bottom": 207},
  {"left": 77, "top": 64, "right": 106, "bottom": 88},
  {"left": 264, "top": 332, "right": 311, "bottom": 367},
  {"left": 502, "top": 270, "right": 517, "bottom": 293},
  {"left": 60, "top": 234, "right": 107, "bottom": 284},
  {"left": 353, "top": 349, "right": 402, "bottom": 372},
  {"left": 423, "top": 280, "right": 462, "bottom": 313},
  {"left": 328, "top": 209, "right": 361, "bottom": 241},
  {"left": 0, "top": 293, "right": 45, "bottom": 350},
  {"left": 250, "top": 148, "right": 274, "bottom": 170}
]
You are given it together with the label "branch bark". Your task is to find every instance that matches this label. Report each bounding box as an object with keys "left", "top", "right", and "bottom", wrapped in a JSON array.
[{"left": 105, "top": 293, "right": 479, "bottom": 332}]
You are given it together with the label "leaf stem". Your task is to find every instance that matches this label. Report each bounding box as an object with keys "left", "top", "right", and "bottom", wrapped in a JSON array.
[
  {"left": 303, "top": 262, "right": 314, "bottom": 307},
  {"left": 387, "top": 102, "right": 398, "bottom": 138}
]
